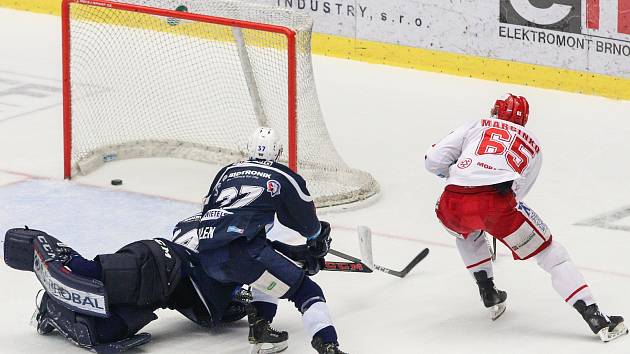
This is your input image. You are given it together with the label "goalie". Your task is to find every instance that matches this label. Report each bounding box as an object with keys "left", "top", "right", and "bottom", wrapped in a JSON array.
[
  {"left": 3, "top": 211, "right": 343, "bottom": 353},
  {"left": 3, "top": 223, "right": 253, "bottom": 353}
]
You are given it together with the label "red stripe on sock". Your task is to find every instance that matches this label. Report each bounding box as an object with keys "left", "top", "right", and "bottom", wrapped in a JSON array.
[
  {"left": 565, "top": 284, "right": 589, "bottom": 302},
  {"left": 466, "top": 257, "right": 492, "bottom": 269}
]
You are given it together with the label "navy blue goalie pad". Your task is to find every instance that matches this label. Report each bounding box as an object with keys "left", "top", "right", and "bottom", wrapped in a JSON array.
[{"left": 4, "top": 228, "right": 109, "bottom": 318}]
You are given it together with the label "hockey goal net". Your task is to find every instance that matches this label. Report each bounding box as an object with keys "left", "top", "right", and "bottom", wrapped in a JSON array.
[{"left": 62, "top": 0, "right": 378, "bottom": 207}]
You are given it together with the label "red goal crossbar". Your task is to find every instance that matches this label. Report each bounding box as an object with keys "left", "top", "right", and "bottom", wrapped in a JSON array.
[{"left": 61, "top": 0, "right": 298, "bottom": 178}]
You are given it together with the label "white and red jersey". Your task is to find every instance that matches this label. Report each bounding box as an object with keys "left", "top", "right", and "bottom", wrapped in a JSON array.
[{"left": 425, "top": 117, "right": 542, "bottom": 200}]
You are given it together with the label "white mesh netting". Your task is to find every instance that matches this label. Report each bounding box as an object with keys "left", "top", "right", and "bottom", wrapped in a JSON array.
[{"left": 66, "top": 0, "right": 378, "bottom": 207}]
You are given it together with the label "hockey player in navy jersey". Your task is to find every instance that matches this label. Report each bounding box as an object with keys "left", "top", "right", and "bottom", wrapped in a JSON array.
[{"left": 194, "top": 127, "right": 346, "bottom": 354}]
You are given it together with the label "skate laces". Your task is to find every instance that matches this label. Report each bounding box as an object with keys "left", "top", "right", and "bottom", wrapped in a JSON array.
[
  {"left": 587, "top": 304, "right": 611, "bottom": 323},
  {"left": 265, "top": 321, "right": 283, "bottom": 336}
]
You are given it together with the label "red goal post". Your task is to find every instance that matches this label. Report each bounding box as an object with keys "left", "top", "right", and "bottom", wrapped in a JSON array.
[
  {"left": 61, "top": 0, "right": 378, "bottom": 207},
  {"left": 62, "top": 0, "right": 298, "bottom": 175}
]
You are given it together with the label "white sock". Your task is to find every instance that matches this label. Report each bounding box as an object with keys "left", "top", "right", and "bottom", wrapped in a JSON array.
[
  {"left": 302, "top": 301, "right": 333, "bottom": 338},
  {"left": 456, "top": 232, "right": 494, "bottom": 279},
  {"left": 536, "top": 241, "right": 595, "bottom": 306}
]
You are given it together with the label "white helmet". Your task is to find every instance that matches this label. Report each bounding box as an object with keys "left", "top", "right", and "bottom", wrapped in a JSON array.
[{"left": 246, "top": 127, "right": 283, "bottom": 162}]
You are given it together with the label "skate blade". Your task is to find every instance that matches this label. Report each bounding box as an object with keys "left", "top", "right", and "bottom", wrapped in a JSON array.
[
  {"left": 490, "top": 303, "right": 506, "bottom": 321},
  {"left": 598, "top": 322, "right": 628, "bottom": 342},
  {"left": 250, "top": 341, "right": 288, "bottom": 354}
]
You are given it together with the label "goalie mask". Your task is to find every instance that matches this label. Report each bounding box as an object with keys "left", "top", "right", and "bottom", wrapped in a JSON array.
[
  {"left": 246, "top": 127, "right": 283, "bottom": 162},
  {"left": 491, "top": 94, "right": 529, "bottom": 126}
]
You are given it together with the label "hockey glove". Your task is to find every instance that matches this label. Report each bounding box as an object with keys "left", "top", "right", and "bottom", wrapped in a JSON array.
[
  {"left": 271, "top": 241, "right": 325, "bottom": 276},
  {"left": 306, "top": 221, "right": 331, "bottom": 258},
  {"left": 303, "top": 254, "right": 325, "bottom": 276}
]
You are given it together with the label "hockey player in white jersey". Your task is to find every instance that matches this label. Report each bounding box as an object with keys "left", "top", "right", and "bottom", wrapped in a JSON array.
[{"left": 425, "top": 94, "right": 627, "bottom": 342}]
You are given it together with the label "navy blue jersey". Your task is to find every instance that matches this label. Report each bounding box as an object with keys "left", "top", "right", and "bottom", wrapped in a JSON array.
[
  {"left": 161, "top": 239, "right": 240, "bottom": 325},
  {"left": 197, "top": 160, "right": 320, "bottom": 250}
]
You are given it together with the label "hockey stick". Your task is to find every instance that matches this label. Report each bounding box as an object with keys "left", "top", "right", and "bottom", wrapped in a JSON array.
[
  {"left": 323, "top": 248, "right": 373, "bottom": 273},
  {"left": 492, "top": 237, "right": 497, "bottom": 261},
  {"left": 356, "top": 226, "right": 429, "bottom": 278},
  {"left": 273, "top": 241, "right": 373, "bottom": 274},
  {"left": 323, "top": 259, "right": 372, "bottom": 273}
]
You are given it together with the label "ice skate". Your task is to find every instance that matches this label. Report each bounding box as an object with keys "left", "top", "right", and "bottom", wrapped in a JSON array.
[
  {"left": 248, "top": 307, "right": 288, "bottom": 354},
  {"left": 311, "top": 337, "right": 347, "bottom": 354},
  {"left": 34, "top": 291, "right": 96, "bottom": 348},
  {"left": 32, "top": 290, "right": 54, "bottom": 335},
  {"left": 474, "top": 271, "right": 507, "bottom": 321},
  {"left": 574, "top": 300, "right": 628, "bottom": 342}
]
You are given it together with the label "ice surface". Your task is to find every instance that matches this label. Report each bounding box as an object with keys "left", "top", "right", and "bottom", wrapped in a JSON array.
[{"left": 1, "top": 7, "right": 629, "bottom": 354}]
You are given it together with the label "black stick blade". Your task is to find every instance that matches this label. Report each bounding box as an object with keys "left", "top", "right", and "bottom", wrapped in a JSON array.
[{"left": 399, "top": 248, "right": 430, "bottom": 278}]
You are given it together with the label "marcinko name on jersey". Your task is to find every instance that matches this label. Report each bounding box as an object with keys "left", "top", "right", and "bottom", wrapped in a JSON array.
[
  {"left": 227, "top": 170, "right": 272, "bottom": 179},
  {"left": 481, "top": 119, "right": 541, "bottom": 154}
]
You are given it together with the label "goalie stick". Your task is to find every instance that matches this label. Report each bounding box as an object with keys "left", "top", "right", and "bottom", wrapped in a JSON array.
[{"left": 358, "top": 226, "right": 429, "bottom": 278}]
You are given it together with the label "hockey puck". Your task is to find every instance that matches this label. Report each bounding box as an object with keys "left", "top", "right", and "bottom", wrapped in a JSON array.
[{"left": 111, "top": 179, "right": 123, "bottom": 186}]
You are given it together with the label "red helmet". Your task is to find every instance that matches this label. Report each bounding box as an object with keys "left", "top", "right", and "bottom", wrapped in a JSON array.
[{"left": 491, "top": 94, "right": 529, "bottom": 126}]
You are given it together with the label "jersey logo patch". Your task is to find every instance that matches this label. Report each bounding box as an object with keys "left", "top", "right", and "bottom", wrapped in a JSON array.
[
  {"left": 457, "top": 158, "right": 472, "bottom": 169},
  {"left": 266, "top": 180, "right": 281, "bottom": 197},
  {"left": 227, "top": 226, "right": 244, "bottom": 234}
]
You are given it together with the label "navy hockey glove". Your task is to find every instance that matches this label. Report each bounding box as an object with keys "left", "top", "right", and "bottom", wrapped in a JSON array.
[
  {"left": 306, "top": 221, "right": 331, "bottom": 258},
  {"left": 303, "top": 254, "right": 325, "bottom": 276},
  {"left": 272, "top": 241, "right": 325, "bottom": 276}
]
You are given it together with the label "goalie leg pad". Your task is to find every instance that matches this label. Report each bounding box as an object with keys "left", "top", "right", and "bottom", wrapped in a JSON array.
[
  {"left": 37, "top": 292, "right": 153, "bottom": 351},
  {"left": 4, "top": 228, "right": 110, "bottom": 317},
  {"left": 97, "top": 239, "right": 182, "bottom": 307},
  {"left": 17, "top": 230, "right": 111, "bottom": 318},
  {"left": 97, "top": 253, "right": 140, "bottom": 305}
]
